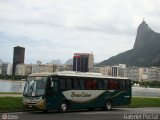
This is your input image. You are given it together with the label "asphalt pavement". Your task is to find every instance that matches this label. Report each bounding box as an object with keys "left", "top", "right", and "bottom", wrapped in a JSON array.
[{"left": 1, "top": 108, "right": 160, "bottom": 120}]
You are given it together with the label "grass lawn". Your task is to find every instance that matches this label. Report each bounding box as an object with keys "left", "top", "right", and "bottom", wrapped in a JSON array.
[
  {"left": 0, "top": 92, "right": 22, "bottom": 94},
  {"left": 129, "top": 97, "right": 160, "bottom": 107},
  {"left": 0, "top": 97, "right": 160, "bottom": 112},
  {"left": 0, "top": 97, "right": 24, "bottom": 112}
]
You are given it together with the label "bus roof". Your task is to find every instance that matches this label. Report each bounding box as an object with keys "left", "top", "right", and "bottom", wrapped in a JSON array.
[{"left": 28, "top": 71, "right": 129, "bottom": 80}]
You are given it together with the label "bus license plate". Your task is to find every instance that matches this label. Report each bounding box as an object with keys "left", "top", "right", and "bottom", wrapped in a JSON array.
[{"left": 28, "top": 105, "right": 32, "bottom": 108}]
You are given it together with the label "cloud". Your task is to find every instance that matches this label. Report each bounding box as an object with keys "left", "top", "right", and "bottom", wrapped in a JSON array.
[{"left": 0, "top": 0, "right": 160, "bottom": 64}]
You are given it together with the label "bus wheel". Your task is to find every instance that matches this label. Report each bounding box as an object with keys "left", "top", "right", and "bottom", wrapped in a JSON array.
[
  {"left": 59, "top": 102, "right": 68, "bottom": 113},
  {"left": 105, "top": 100, "right": 112, "bottom": 110}
]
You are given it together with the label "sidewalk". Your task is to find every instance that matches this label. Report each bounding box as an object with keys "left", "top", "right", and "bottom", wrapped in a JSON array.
[{"left": 0, "top": 94, "right": 22, "bottom": 97}]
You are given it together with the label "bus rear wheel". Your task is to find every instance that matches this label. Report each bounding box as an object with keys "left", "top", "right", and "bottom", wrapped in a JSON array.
[
  {"left": 105, "top": 100, "right": 112, "bottom": 111},
  {"left": 59, "top": 102, "right": 68, "bottom": 113}
]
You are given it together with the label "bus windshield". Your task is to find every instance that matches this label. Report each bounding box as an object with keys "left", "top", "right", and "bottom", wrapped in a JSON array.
[{"left": 23, "top": 76, "right": 47, "bottom": 97}]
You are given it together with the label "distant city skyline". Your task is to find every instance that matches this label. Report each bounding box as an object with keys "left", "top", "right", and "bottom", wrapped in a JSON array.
[{"left": 0, "top": 0, "right": 160, "bottom": 64}]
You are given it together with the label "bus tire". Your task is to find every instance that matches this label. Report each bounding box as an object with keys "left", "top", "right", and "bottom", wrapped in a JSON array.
[
  {"left": 59, "top": 102, "right": 68, "bottom": 113},
  {"left": 105, "top": 100, "right": 112, "bottom": 111}
]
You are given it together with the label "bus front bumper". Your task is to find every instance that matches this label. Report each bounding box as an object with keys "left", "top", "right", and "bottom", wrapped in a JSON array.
[{"left": 23, "top": 97, "right": 46, "bottom": 110}]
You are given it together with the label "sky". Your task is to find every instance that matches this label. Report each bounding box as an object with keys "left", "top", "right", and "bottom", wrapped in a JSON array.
[{"left": 0, "top": 0, "right": 160, "bottom": 64}]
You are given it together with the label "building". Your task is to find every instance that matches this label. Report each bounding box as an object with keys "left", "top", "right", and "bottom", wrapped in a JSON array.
[
  {"left": 125, "top": 67, "right": 141, "bottom": 81},
  {"left": 14, "top": 63, "right": 57, "bottom": 75},
  {"left": 45, "top": 64, "right": 57, "bottom": 73},
  {"left": 0, "top": 63, "right": 12, "bottom": 75},
  {"left": 7, "top": 64, "right": 12, "bottom": 75},
  {"left": 99, "top": 66, "right": 112, "bottom": 76},
  {"left": 157, "top": 68, "right": 160, "bottom": 81},
  {"left": 140, "top": 67, "right": 148, "bottom": 81},
  {"left": 124, "top": 67, "right": 160, "bottom": 82},
  {"left": 111, "top": 64, "right": 125, "bottom": 77},
  {"left": 15, "top": 64, "right": 31, "bottom": 76},
  {"left": 31, "top": 64, "right": 56, "bottom": 73},
  {"left": 73, "top": 53, "right": 94, "bottom": 72},
  {"left": 56, "top": 65, "right": 73, "bottom": 71},
  {"left": 139, "top": 67, "right": 158, "bottom": 81},
  {"left": 1, "top": 64, "right": 8, "bottom": 75},
  {"left": 12, "top": 46, "right": 25, "bottom": 75},
  {"left": 89, "top": 67, "right": 101, "bottom": 73},
  {"left": 148, "top": 67, "right": 158, "bottom": 81}
]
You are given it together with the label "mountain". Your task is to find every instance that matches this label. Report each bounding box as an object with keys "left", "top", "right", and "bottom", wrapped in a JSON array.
[
  {"left": 65, "top": 59, "right": 73, "bottom": 65},
  {"left": 49, "top": 59, "right": 62, "bottom": 65},
  {"left": 98, "top": 21, "right": 160, "bottom": 67},
  {"left": 0, "top": 59, "right": 4, "bottom": 64}
]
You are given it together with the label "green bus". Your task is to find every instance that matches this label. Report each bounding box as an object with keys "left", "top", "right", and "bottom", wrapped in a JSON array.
[{"left": 23, "top": 71, "right": 131, "bottom": 112}]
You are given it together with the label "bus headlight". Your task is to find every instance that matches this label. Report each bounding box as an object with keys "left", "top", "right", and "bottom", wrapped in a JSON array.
[{"left": 36, "top": 99, "right": 46, "bottom": 110}]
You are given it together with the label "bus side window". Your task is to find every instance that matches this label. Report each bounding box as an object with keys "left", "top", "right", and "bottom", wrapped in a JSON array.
[
  {"left": 97, "top": 80, "right": 103, "bottom": 89},
  {"left": 109, "top": 80, "right": 119, "bottom": 90},
  {"left": 103, "top": 80, "right": 108, "bottom": 90},
  {"left": 66, "top": 78, "right": 72, "bottom": 90},
  {"left": 73, "top": 79, "right": 79, "bottom": 89},
  {"left": 119, "top": 80, "right": 126, "bottom": 90},
  {"left": 115, "top": 80, "right": 119, "bottom": 89},
  {"left": 79, "top": 79, "right": 85, "bottom": 90},
  {"left": 54, "top": 81, "right": 58, "bottom": 92},
  {"left": 86, "top": 79, "right": 97, "bottom": 90},
  {"left": 60, "top": 78, "right": 66, "bottom": 90}
]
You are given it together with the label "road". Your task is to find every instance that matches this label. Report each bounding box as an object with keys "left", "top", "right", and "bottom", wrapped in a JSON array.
[{"left": 1, "top": 108, "right": 160, "bottom": 120}]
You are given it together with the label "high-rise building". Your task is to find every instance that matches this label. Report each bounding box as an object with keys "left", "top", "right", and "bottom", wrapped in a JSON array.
[
  {"left": 73, "top": 53, "right": 94, "bottom": 72},
  {"left": 12, "top": 46, "right": 25, "bottom": 75}
]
